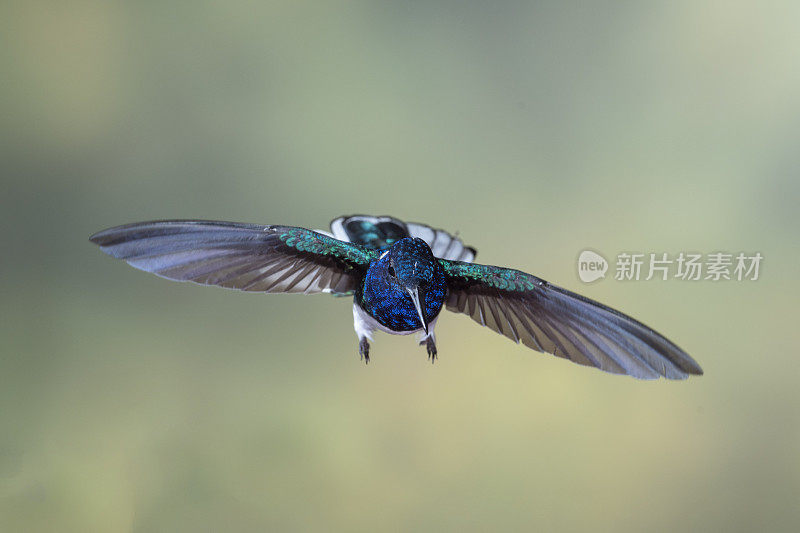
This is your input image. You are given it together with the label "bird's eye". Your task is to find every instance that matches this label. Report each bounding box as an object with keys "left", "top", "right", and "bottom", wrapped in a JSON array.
[{"left": 387, "top": 266, "right": 396, "bottom": 278}]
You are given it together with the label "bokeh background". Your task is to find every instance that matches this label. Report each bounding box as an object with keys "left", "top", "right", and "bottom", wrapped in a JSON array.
[{"left": 2, "top": 1, "right": 799, "bottom": 531}]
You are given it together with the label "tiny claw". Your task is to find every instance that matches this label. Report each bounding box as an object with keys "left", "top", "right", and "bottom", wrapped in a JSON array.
[
  {"left": 359, "top": 338, "right": 370, "bottom": 365},
  {"left": 424, "top": 338, "right": 437, "bottom": 363}
]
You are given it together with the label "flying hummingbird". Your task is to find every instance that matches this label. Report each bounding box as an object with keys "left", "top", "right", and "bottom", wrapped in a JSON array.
[{"left": 90, "top": 215, "right": 702, "bottom": 380}]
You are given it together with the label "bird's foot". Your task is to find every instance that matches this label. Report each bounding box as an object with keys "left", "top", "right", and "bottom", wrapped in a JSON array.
[
  {"left": 420, "top": 337, "right": 437, "bottom": 363},
  {"left": 359, "top": 338, "right": 370, "bottom": 364}
]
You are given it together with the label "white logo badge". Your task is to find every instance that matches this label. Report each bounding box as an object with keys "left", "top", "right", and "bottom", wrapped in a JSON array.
[{"left": 577, "top": 250, "right": 608, "bottom": 283}]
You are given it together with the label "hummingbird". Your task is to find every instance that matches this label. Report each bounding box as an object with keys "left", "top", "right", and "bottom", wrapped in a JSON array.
[{"left": 90, "top": 215, "right": 703, "bottom": 380}]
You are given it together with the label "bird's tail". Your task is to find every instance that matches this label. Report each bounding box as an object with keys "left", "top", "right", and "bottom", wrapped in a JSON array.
[{"left": 329, "top": 215, "right": 477, "bottom": 262}]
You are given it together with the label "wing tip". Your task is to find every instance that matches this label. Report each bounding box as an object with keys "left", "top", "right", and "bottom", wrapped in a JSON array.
[
  {"left": 89, "top": 221, "right": 154, "bottom": 248},
  {"left": 683, "top": 361, "right": 704, "bottom": 377},
  {"left": 624, "top": 350, "right": 703, "bottom": 380},
  {"left": 604, "top": 362, "right": 699, "bottom": 380},
  {"left": 89, "top": 223, "right": 144, "bottom": 253},
  {"left": 664, "top": 345, "right": 704, "bottom": 378},
  {"left": 637, "top": 358, "right": 703, "bottom": 381},
  {"left": 89, "top": 228, "right": 112, "bottom": 246}
]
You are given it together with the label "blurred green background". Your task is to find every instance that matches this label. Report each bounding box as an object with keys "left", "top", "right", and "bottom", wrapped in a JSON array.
[{"left": 2, "top": 1, "right": 799, "bottom": 531}]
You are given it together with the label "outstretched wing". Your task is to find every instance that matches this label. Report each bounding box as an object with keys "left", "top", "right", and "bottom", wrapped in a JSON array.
[
  {"left": 439, "top": 260, "right": 703, "bottom": 380},
  {"left": 90, "top": 220, "right": 377, "bottom": 294}
]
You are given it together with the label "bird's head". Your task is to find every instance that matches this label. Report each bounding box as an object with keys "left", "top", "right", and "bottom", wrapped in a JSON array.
[{"left": 383, "top": 237, "right": 437, "bottom": 333}]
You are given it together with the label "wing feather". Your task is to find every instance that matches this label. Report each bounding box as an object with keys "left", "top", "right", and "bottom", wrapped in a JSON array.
[
  {"left": 440, "top": 259, "right": 703, "bottom": 380},
  {"left": 90, "top": 220, "right": 376, "bottom": 295}
]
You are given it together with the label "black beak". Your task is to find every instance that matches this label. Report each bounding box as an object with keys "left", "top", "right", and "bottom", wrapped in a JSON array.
[{"left": 406, "top": 286, "right": 428, "bottom": 334}]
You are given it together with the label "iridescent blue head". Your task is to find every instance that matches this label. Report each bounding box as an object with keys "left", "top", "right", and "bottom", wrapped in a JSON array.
[{"left": 359, "top": 238, "right": 447, "bottom": 333}]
